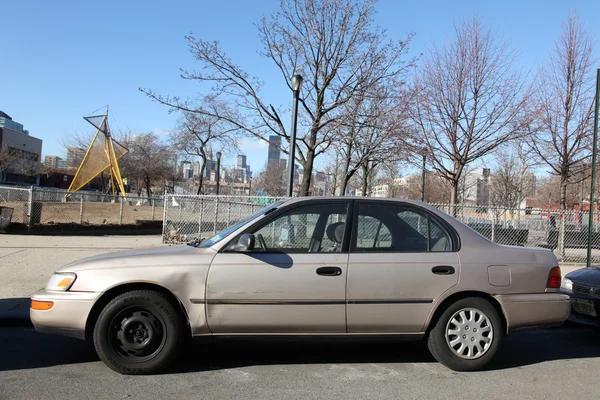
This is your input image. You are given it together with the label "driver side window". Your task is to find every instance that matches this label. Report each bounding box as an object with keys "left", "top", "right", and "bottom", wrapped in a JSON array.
[{"left": 251, "top": 204, "right": 348, "bottom": 253}]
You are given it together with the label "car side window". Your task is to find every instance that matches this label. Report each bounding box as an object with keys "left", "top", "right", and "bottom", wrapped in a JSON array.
[
  {"left": 251, "top": 204, "right": 348, "bottom": 253},
  {"left": 356, "top": 215, "right": 392, "bottom": 250},
  {"left": 354, "top": 204, "right": 452, "bottom": 252}
]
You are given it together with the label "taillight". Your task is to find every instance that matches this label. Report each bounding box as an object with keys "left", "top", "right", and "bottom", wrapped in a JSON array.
[{"left": 546, "top": 267, "right": 561, "bottom": 289}]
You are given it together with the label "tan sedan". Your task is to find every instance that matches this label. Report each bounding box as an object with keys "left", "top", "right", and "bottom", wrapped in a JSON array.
[{"left": 30, "top": 197, "right": 570, "bottom": 374}]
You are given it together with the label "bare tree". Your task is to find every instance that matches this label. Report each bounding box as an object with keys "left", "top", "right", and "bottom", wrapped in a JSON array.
[
  {"left": 530, "top": 14, "right": 597, "bottom": 210},
  {"left": 141, "top": 0, "right": 414, "bottom": 195},
  {"left": 489, "top": 143, "right": 538, "bottom": 210},
  {"left": 400, "top": 173, "right": 453, "bottom": 204},
  {"left": 409, "top": 17, "right": 530, "bottom": 207},
  {"left": 335, "top": 86, "right": 409, "bottom": 195},
  {"left": 171, "top": 109, "right": 240, "bottom": 195},
  {"left": 121, "top": 133, "right": 175, "bottom": 198},
  {"left": 253, "top": 162, "right": 286, "bottom": 196},
  {"left": 0, "top": 148, "right": 18, "bottom": 181}
]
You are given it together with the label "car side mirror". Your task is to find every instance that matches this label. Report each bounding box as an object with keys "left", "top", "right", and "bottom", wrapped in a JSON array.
[{"left": 230, "top": 233, "right": 255, "bottom": 252}]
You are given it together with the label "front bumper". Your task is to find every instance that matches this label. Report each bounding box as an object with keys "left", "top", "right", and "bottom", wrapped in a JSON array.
[
  {"left": 494, "top": 293, "right": 571, "bottom": 332},
  {"left": 561, "top": 290, "right": 600, "bottom": 328},
  {"left": 30, "top": 290, "right": 100, "bottom": 340}
]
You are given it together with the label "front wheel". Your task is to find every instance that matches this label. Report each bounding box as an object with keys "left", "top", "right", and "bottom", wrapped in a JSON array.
[
  {"left": 93, "top": 290, "right": 187, "bottom": 374},
  {"left": 427, "top": 297, "right": 502, "bottom": 371}
]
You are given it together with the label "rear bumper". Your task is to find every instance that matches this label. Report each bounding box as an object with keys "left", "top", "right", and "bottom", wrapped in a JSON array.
[
  {"left": 494, "top": 293, "right": 570, "bottom": 332},
  {"left": 30, "top": 290, "right": 100, "bottom": 340}
]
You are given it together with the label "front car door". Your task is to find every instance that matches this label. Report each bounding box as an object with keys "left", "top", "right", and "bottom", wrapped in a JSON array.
[
  {"left": 346, "top": 201, "right": 460, "bottom": 333},
  {"left": 206, "top": 200, "right": 350, "bottom": 333}
]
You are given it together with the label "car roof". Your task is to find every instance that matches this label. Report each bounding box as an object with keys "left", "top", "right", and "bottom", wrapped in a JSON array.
[{"left": 282, "top": 196, "right": 429, "bottom": 207}]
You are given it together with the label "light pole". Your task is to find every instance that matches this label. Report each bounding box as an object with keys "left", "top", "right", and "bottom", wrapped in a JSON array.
[
  {"left": 287, "top": 74, "right": 303, "bottom": 197},
  {"left": 421, "top": 147, "right": 427, "bottom": 202},
  {"left": 587, "top": 68, "right": 600, "bottom": 268},
  {"left": 216, "top": 151, "right": 222, "bottom": 195},
  {"left": 248, "top": 177, "right": 252, "bottom": 196}
]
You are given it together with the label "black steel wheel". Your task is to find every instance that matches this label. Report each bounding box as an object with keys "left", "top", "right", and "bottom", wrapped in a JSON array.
[{"left": 93, "top": 290, "right": 187, "bottom": 375}]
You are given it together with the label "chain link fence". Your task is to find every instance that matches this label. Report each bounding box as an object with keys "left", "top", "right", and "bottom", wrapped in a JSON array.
[
  {"left": 163, "top": 195, "right": 286, "bottom": 243},
  {"left": 163, "top": 194, "right": 600, "bottom": 265},
  {"left": 0, "top": 185, "right": 164, "bottom": 230}
]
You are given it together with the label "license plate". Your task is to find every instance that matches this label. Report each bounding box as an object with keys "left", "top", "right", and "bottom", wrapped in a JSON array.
[{"left": 572, "top": 299, "right": 597, "bottom": 317}]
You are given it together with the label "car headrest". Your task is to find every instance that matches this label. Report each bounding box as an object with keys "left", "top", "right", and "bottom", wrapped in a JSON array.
[{"left": 326, "top": 222, "right": 345, "bottom": 244}]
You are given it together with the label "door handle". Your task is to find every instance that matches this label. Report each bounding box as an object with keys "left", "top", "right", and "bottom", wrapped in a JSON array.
[
  {"left": 432, "top": 265, "right": 455, "bottom": 275},
  {"left": 316, "top": 266, "right": 342, "bottom": 276}
]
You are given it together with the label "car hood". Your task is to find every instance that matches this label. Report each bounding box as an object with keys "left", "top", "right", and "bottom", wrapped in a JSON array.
[
  {"left": 57, "top": 244, "right": 216, "bottom": 272},
  {"left": 566, "top": 266, "right": 600, "bottom": 286}
]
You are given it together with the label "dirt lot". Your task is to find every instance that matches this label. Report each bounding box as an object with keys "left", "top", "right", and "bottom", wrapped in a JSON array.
[{"left": 2, "top": 201, "right": 163, "bottom": 225}]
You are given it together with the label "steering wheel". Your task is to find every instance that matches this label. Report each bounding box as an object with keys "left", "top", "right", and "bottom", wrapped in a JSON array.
[{"left": 256, "top": 233, "right": 268, "bottom": 251}]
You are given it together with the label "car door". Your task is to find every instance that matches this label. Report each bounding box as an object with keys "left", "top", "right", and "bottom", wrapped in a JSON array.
[
  {"left": 346, "top": 201, "right": 460, "bottom": 333},
  {"left": 206, "top": 201, "right": 350, "bottom": 333}
]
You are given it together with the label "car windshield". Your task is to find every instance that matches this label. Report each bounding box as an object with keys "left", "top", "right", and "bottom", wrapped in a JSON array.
[{"left": 192, "top": 200, "right": 284, "bottom": 248}]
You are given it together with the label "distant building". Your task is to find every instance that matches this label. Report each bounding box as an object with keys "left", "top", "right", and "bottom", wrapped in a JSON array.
[
  {"left": 66, "top": 147, "right": 86, "bottom": 170},
  {"left": 356, "top": 177, "right": 410, "bottom": 198},
  {"left": 267, "top": 135, "right": 281, "bottom": 168},
  {"left": 192, "top": 161, "right": 201, "bottom": 177},
  {"left": 181, "top": 161, "right": 192, "bottom": 179},
  {"left": 44, "top": 155, "right": 68, "bottom": 170},
  {"left": 0, "top": 111, "right": 43, "bottom": 184},
  {"left": 462, "top": 168, "right": 490, "bottom": 206},
  {"left": 237, "top": 154, "right": 247, "bottom": 169}
]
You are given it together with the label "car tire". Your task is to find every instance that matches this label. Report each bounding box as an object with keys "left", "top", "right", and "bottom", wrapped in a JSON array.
[
  {"left": 93, "top": 290, "right": 187, "bottom": 375},
  {"left": 427, "top": 297, "right": 502, "bottom": 371}
]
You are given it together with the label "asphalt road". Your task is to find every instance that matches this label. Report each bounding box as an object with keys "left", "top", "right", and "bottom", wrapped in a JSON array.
[{"left": 1, "top": 325, "right": 599, "bottom": 400}]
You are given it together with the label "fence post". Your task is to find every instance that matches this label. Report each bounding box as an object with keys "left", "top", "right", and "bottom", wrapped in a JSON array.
[
  {"left": 490, "top": 209, "right": 495, "bottom": 243},
  {"left": 214, "top": 197, "right": 219, "bottom": 234},
  {"left": 198, "top": 198, "right": 204, "bottom": 236},
  {"left": 558, "top": 211, "right": 565, "bottom": 262},
  {"left": 27, "top": 186, "right": 34, "bottom": 233},
  {"left": 79, "top": 196, "right": 84, "bottom": 224},
  {"left": 151, "top": 198, "right": 155, "bottom": 221},
  {"left": 227, "top": 200, "right": 231, "bottom": 226},
  {"left": 119, "top": 196, "right": 124, "bottom": 225},
  {"left": 162, "top": 192, "right": 168, "bottom": 243}
]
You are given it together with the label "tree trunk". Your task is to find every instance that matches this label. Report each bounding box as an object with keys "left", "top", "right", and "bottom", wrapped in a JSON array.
[
  {"left": 196, "top": 158, "right": 207, "bottom": 195},
  {"left": 450, "top": 180, "right": 459, "bottom": 217},
  {"left": 145, "top": 176, "right": 152, "bottom": 199},
  {"left": 361, "top": 163, "right": 369, "bottom": 196},
  {"left": 300, "top": 149, "right": 315, "bottom": 196},
  {"left": 560, "top": 175, "right": 568, "bottom": 210}
]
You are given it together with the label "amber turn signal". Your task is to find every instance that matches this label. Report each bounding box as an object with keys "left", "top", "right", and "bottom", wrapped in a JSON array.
[{"left": 31, "top": 300, "right": 54, "bottom": 310}]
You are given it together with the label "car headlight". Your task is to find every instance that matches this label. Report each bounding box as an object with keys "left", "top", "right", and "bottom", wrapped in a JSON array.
[
  {"left": 561, "top": 277, "right": 573, "bottom": 292},
  {"left": 45, "top": 273, "right": 77, "bottom": 291}
]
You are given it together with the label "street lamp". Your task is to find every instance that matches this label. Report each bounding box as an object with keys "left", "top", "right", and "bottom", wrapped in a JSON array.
[
  {"left": 287, "top": 74, "right": 303, "bottom": 197},
  {"left": 216, "top": 151, "right": 222, "bottom": 195},
  {"left": 421, "top": 147, "right": 427, "bottom": 202}
]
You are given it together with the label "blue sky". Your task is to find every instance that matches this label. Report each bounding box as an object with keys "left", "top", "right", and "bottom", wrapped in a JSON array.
[{"left": 1, "top": 0, "right": 598, "bottom": 173}]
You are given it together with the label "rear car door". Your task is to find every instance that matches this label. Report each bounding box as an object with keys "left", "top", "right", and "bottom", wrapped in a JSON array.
[
  {"left": 206, "top": 200, "right": 350, "bottom": 333},
  {"left": 346, "top": 201, "right": 460, "bottom": 333}
]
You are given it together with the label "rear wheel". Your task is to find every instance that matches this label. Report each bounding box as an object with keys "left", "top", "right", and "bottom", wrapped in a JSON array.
[
  {"left": 93, "top": 290, "right": 187, "bottom": 374},
  {"left": 427, "top": 297, "right": 502, "bottom": 371}
]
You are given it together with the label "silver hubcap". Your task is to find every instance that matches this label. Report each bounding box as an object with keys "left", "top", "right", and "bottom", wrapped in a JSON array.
[{"left": 445, "top": 308, "right": 493, "bottom": 360}]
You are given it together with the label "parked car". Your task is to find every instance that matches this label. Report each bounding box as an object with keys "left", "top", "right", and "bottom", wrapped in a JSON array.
[
  {"left": 561, "top": 267, "right": 600, "bottom": 328},
  {"left": 31, "top": 197, "right": 570, "bottom": 374}
]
